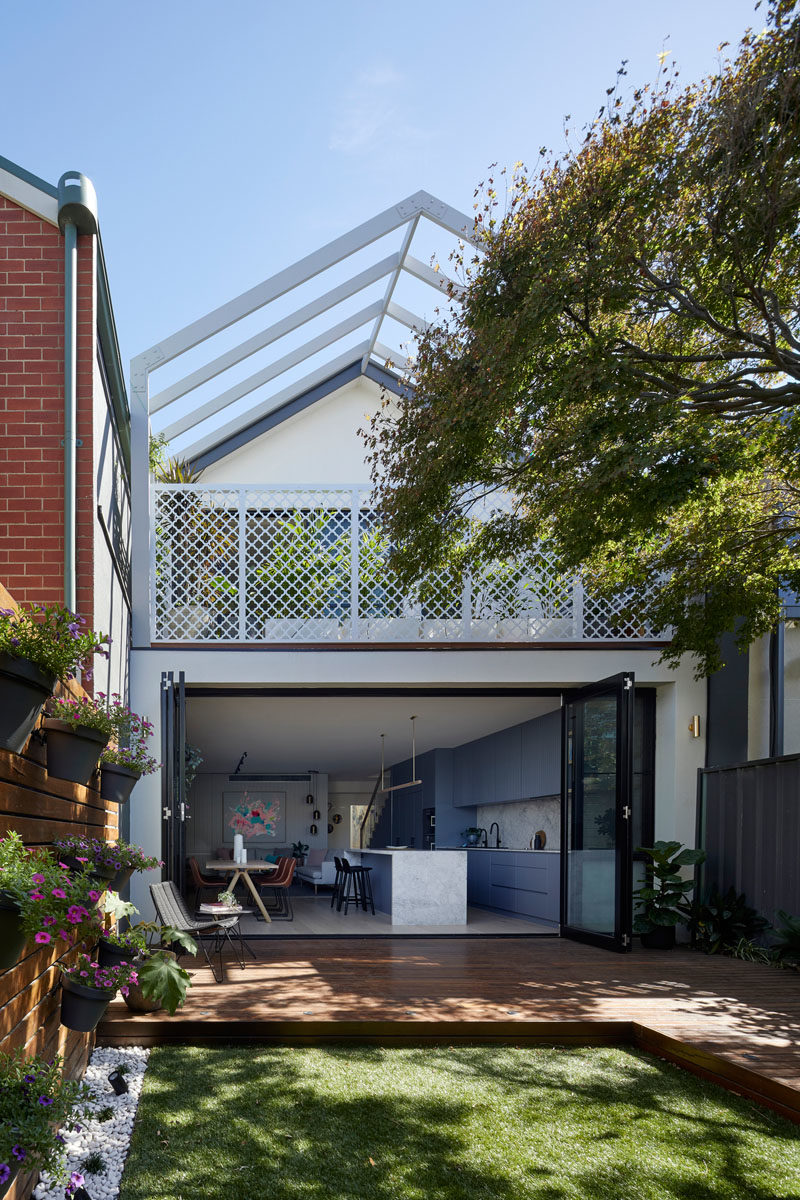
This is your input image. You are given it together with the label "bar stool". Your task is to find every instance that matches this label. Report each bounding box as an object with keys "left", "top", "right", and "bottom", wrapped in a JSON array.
[
  {"left": 337, "top": 859, "right": 375, "bottom": 916},
  {"left": 330, "top": 856, "right": 346, "bottom": 909}
]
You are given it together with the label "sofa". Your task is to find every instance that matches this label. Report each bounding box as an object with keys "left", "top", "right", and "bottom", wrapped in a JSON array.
[{"left": 295, "top": 849, "right": 338, "bottom": 893}]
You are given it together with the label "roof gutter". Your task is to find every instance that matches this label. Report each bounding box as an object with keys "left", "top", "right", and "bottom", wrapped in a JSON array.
[{"left": 57, "top": 172, "right": 98, "bottom": 613}]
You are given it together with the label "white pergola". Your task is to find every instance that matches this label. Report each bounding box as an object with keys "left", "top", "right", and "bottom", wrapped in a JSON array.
[{"left": 129, "top": 190, "right": 478, "bottom": 642}]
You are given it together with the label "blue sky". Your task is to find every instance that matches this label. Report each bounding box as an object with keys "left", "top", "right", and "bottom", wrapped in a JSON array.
[{"left": 3, "top": 0, "right": 761, "bottom": 381}]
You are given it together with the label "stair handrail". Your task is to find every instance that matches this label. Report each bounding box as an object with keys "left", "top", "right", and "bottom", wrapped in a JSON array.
[{"left": 359, "top": 774, "right": 384, "bottom": 849}]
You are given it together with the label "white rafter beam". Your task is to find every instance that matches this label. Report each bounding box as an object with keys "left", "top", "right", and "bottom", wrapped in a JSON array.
[
  {"left": 140, "top": 191, "right": 476, "bottom": 371},
  {"left": 162, "top": 301, "right": 382, "bottom": 440},
  {"left": 151, "top": 253, "right": 401, "bottom": 413},
  {"left": 360, "top": 215, "right": 419, "bottom": 375},
  {"left": 373, "top": 342, "right": 410, "bottom": 372},
  {"left": 403, "top": 254, "right": 464, "bottom": 299},
  {"left": 386, "top": 301, "right": 429, "bottom": 334},
  {"left": 180, "top": 344, "right": 371, "bottom": 461}
]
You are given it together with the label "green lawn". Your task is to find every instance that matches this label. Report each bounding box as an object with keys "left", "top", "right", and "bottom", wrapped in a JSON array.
[{"left": 118, "top": 1045, "right": 800, "bottom": 1200}]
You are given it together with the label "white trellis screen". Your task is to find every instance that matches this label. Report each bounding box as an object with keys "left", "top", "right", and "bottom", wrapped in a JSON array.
[{"left": 150, "top": 484, "right": 657, "bottom": 643}]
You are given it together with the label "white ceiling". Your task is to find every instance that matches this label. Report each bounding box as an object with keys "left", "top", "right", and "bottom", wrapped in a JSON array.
[{"left": 186, "top": 693, "right": 560, "bottom": 780}]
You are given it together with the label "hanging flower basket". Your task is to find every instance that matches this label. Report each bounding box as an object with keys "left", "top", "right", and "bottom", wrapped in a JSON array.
[
  {"left": 99, "top": 761, "right": 142, "bottom": 806},
  {"left": 0, "top": 889, "right": 26, "bottom": 971},
  {"left": 59, "top": 975, "right": 115, "bottom": 1032},
  {"left": 0, "top": 652, "right": 55, "bottom": 755},
  {"left": 43, "top": 719, "right": 108, "bottom": 786},
  {"left": 109, "top": 865, "right": 135, "bottom": 892},
  {"left": 97, "top": 938, "right": 137, "bottom": 971}
]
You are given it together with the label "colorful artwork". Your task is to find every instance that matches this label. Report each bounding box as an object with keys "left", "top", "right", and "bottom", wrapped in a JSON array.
[{"left": 223, "top": 791, "right": 284, "bottom": 842}]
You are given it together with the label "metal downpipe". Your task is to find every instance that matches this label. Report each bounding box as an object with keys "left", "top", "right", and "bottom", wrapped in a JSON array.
[{"left": 63, "top": 220, "right": 77, "bottom": 612}]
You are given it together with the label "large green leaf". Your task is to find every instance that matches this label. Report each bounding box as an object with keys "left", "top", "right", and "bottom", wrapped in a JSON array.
[{"left": 137, "top": 952, "right": 192, "bottom": 1017}]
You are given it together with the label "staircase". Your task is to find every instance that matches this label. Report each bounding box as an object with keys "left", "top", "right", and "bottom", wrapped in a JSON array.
[{"left": 358, "top": 777, "right": 388, "bottom": 849}]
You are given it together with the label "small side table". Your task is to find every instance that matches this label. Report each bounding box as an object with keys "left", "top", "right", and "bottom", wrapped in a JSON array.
[{"left": 199, "top": 905, "right": 256, "bottom": 969}]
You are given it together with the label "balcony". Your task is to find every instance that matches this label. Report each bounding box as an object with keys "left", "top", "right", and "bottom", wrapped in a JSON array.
[{"left": 150, "top": 484, "right": 656, "bottom": 644}]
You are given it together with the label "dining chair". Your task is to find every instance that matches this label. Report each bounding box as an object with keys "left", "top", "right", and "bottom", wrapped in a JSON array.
[
  {"left": 188, "top": 856, "right": 221, "bottom": 907},
  {"left": 257, "top": 856, "right": 296, "bottom": 920}
]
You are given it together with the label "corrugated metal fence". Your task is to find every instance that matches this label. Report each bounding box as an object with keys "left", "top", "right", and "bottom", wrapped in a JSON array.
[{"left": 697, "top": 753, "right": 800, "bottom": 923}]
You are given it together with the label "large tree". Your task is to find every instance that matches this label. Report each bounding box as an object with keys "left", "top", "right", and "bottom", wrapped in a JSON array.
[{"left": 365, "top": 1, "right": 800, "bottom": 675}]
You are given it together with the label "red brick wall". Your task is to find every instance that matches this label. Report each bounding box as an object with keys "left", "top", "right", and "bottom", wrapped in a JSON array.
[{"left": 0, "top": 194, "right": 95, "bottom": 632}]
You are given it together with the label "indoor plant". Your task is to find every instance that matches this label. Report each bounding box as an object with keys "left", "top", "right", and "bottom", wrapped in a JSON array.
[
  {"left": 99, "top": 696, "right": 159, "bottom": 805},
  {"left": 634, "top": 840, "right": 706, "bottom": 949},
  {"left": 59, "top": 953, "right": 138, "bottom": 1032},
  {"left": 0, "top": 833, "right": 103, "bottom": 969},
  {"left": 43, "top": 694, "right": 114, "bottom": 786},
  {"left": 0, "top": 1048, "right": 91, "bottom": 1197},
  {"left": 0, "top": 603, "right": 109, "bottom": 755}
]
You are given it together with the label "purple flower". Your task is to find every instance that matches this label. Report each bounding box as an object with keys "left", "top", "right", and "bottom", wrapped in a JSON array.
[
  {"left": 43, "top": 915, "right": 56, "bottom": 925},
  {"left": 11, "top": 1146, "right": 25, "bottom": 1162},
  {"left": 38, "top": 1096, "right": 53, "bottom": 1106},
  {"left": 0, "top": 1164, "right": 10, "bottom": 1185},
  {"left": 55, "top": 1133, "right": 65, "bottom": 1144},
  {"left": 34, "top": 931, "right": 51, "bottom": 944},
  {"left": 70, "top": 1172, "right": 85, "bottom": 1187},
  {"left": 51, "top": 887, "right": 67, "bottom": 899},
  {"left": 23, "top": 1073, "right": 36, "bottom": 1083},
  {"left": 32, "top": 873, "right": 45, "bottom": 884}
]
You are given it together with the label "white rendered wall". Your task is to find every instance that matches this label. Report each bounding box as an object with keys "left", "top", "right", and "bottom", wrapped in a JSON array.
[
  {"left": 748, "top": 635, "right": 771, "bottom": 761},
  {"left": 197, "top": 376, "right": 383, "bottom": 486}
]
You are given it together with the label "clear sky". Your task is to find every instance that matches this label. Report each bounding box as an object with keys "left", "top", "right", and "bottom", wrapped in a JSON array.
[{"left": 2, "top": 0, "right": 761, "bottom": 384}]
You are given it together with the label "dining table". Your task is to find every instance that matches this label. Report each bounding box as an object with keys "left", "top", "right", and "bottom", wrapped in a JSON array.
[{"left": 205, "top": 858, "right": 278, "bottom": 923}]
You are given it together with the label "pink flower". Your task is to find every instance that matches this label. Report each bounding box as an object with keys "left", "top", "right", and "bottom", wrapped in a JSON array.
[
  {"left": 29, "top": 891, "right": 44, "bottom": 901},
  {"left": 57, "top": 930, "right": 69, "bottom": 941},
  {"left": 34, "top": 931, "right": 51, "bottom": 944},
  {"left": 88, "top": 890, "right": 100, "bottom": 902},
  {"left": 51, "top": 888, "right": 67, "bottom": 899},
  {"left": 42, "top": 916, "right": 56, "bottom": 926},
  {"left": 32, "top": 873, "right": 45, "bottom": 884}
]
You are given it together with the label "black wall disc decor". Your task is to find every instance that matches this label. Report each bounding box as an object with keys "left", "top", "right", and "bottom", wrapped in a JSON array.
[{"left": 332, "top": 813, "right": 342, "bottom": 824}]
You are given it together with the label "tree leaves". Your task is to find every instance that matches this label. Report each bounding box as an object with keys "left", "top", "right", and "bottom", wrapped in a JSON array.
[{"left": 366, "top": 1, "right": 800, "bottom": 676}]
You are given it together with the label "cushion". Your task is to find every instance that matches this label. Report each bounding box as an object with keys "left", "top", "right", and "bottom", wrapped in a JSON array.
[
  {"left": 214, "top": 847, "right": 232, "bottom": 860},
  {"left": 306, "top": 849, "right": 326, "bottom": 868},
  {"left": 264, "top": 853, "right": 279, "bottom": 864}
]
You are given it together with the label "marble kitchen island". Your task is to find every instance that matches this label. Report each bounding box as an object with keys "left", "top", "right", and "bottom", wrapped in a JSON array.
[{"left": 358, "top": 848, "right": 468, "bottom": 925}]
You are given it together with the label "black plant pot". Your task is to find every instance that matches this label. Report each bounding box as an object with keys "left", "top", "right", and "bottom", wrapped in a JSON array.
[
  {"left": 60, "top": 975, "right": 114, "bottom": 1032},
  {"left": 0, "top": 652, "right": 55, "bottom": 754},
  {"left": 98, "top": 938, "right": 137, "bottom": 970},
  {"left": 109, "top": 865, "right": 135, "bottom": 893},
  {"left": 100, "top": 762, "right": 142, "bottom": 805},
  {"left": 56, "top": 852, "right": 116, "bottom": 887},
  {"left": 0, "top": 889, "right": 26, "bottom": 971},
  {"left": 44, "top": 719, "right": 108, "bottom": 786},
  {"left": 640, "top": 925, "right": 676, "bottom": 950}
]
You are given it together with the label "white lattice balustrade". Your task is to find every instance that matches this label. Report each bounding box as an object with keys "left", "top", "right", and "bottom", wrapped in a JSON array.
[{"left": 151, "top": 484, "right": 658, "bottom": 643}]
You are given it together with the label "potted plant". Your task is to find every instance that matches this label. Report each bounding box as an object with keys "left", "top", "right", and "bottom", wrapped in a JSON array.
[
  {"left": 99, "top": 695, "right": 160, "bottom": 804},
  {"left": 0, "top": 1048, "right": 91, "bottom": 1198},
  {"left": 634, "top": 840, "right": 706, "bottom": 949},
  {"left": 0, "top": 603, "right": 109, "bottom": 754},
  {"left": 291, "top": 841, "right": 309, "bottom": 863},
  {"left": 59, "top": 952, "right": 138, "bottom": 1032},
  {"left": 0, "top": 833, "right": 103, "bottom": 970},
  {"left": 461, "top": 827, "right": 484, "bottom": 847},
  {"left": 97, "top": 925, "right": 147, "bottom": 970},
  {"left": 43, "top": 694, "right": 114, "bottom": 786},
  {"left": 53, "top": 836, "right": 162, "bottom": 893},
  {"left": 121, "top": 921, "right": 197, "bottom": 1015}
]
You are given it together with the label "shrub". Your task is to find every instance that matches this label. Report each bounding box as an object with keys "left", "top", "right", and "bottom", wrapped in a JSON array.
[{"left": 0, "top": 603, "right": 109, "bottom": 683}]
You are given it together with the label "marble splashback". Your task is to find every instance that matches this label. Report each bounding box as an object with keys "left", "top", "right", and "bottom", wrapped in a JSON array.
[{"left": 476, "top": 796, "right": 561, "bottom": 850}]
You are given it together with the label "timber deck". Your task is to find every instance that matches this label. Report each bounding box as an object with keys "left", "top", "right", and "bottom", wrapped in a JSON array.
[{"left": 98, "top": 937, "right": 800, "bottom": 1123}]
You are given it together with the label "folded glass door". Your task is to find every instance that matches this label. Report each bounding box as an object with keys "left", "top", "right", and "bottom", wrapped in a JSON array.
[
  {"left": 561, "top": 673, "right": 634, "bottom": 951},
  {"left": 160, "top": 670, "right": 187, "bottom": 895}
]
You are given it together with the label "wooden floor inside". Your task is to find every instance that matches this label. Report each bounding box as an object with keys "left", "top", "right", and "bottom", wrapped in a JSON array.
[{"left": 99, "top": 937, "right": 800, "bottom": 1122}]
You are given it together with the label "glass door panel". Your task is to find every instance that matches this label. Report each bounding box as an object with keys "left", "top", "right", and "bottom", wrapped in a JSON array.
[{"left": 561, "top": 673, "right": 634, "bottom": 951}]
